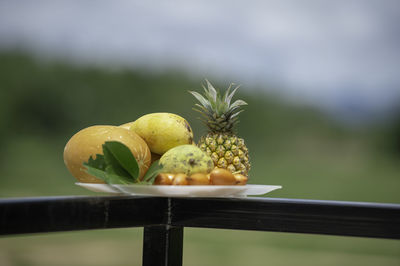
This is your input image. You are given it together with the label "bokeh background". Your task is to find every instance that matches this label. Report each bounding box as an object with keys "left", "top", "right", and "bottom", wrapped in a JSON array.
[{"left": 0, "top": 1, "right": 399, "bottom": 265}]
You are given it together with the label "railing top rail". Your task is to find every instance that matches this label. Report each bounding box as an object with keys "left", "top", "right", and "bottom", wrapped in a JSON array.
[{"left": 1, "top": 196, "right": 399, "bottom": 239}]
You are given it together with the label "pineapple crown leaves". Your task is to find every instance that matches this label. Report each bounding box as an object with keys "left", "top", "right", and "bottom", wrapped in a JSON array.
[{"left": 189, "top": 79, "right": 247, "bottom": 133}]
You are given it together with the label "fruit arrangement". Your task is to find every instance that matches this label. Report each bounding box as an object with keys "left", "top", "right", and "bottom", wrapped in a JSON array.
[{"left": 63, "top": 80, "right": 250, "bottom": 187}]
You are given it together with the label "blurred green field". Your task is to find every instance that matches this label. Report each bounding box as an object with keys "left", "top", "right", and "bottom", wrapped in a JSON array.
[{"left": 0, "top": 52, "right": 399, "bottom": 265}]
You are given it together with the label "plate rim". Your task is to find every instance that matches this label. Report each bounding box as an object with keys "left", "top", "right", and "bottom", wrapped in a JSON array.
[{"left": 75, "top": 183, "right": 282, "bottom": 197}]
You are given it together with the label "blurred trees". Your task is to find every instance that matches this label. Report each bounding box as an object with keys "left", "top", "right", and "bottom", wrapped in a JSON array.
[{"left": 0, "top": 52, "right": 350, "bottom": 147}]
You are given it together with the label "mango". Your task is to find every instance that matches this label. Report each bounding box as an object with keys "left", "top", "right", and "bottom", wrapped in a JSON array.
[{"left": 121, "top": 113, "right": 193, "bottom": 155}]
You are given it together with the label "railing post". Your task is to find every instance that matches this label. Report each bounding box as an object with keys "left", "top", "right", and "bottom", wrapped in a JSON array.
[{"left": 142, "top": 225, "right": 184, "bottom": 266}]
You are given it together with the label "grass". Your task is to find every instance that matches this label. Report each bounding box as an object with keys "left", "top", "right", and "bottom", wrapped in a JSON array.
[{"left": 1, "top": 228, "right": 399, "bottom": 266}]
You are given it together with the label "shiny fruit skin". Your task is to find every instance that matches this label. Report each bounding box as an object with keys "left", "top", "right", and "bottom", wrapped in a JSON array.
[
  {"left": 64, "top": 125, "right": 151, "bottom": 183},
  {"left": 160, "top": 145, "right": 214, "bottom": 175},
  {"left": 187, "top": 173, "right": 210, "bottom": 185},
  {"left": 172, "top": 173, "right": 189, "bottom": 185},
  {"left": 154, "top": 173, "right": 174, "bottom": 185},
  {"left": 210, "top": 168, "right": 236, "bottom": 185},
  {"left": 119, "top": 122, "right": 133, "bottom": 130},
  {"left": 125, "top": 113, "right": 194, "bottom": 155},
  {"left": 234, "top": 174, "right": 248, "bottom": 185}
]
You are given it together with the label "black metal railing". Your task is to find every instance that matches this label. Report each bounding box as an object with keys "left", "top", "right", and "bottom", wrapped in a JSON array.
[{"left": 1, "top": 196, "right": 400, "bottom": 266}]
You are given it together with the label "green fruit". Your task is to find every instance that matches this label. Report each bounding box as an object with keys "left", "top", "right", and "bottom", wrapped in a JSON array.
[
  {"left": 160, "top": 145, "right": 214, "bottom": 175},
  {"left": 122, "top": 113, "right": 194, "bottom": 155}
]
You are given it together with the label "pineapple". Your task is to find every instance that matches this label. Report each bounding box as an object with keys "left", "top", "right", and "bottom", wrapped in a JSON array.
[{"left": 190, "top": 80, "right": 250, "bottom": 176}]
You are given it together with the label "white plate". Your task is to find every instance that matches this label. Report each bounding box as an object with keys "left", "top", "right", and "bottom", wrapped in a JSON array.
[{"left": 76, "top": 183, "right": 281, "bottom": 198}]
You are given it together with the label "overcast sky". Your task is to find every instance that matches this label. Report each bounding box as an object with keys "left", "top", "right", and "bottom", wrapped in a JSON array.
[{"left": 1, "top": 0, "right": 399, "bottom": 120}]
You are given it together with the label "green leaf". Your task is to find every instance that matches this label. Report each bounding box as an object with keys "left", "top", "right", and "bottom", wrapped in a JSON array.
[
  {"left": 84, "top": 163, "right": 133, "bottom": 184},
  {"left": 83, "top": 158, "right": 108, "bottom": 182},
  {"left": 141, "top": 160, "right": 163, "bottom": 184},
  {"left": 223, "top": 83, "right": 233, "bottom": 103},
  {"left": 82, "top": 141, "right": 143, "bottom": 185},
  {"left": 103, "top": 146, "right": 132, "bottom": 180},
  {"left": 104, "top": 172, "right": 133, "bottom": 184},
  {"left": 85, "top": 154, "right": 107, "bottom": 171},
  {"left": 189, "top": 90, "right": 211, "bottom": 109},
  {"left": 83, "top": 154, "right": 133, "bottom": 185},
  {"left": 226, "top": 84, "right": 240, "bottom": 105},
  {"left": 205, "top": 79, "right": 217, "bottom": 102},
  {"left": 103, "top": 141, "right": 140, "bottom": 180},
  {"left": 230, "top": 109, "right": 245, "bottom": 119},
  {"left": 230, "top": 99, "right": 247, "bottom": 109}
]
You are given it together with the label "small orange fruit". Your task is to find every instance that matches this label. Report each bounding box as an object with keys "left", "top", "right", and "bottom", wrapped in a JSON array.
[
  {"left": 172, "top": 173, "right": 189, "bottom": 185},
  {"left": 209, "top": 168, "right": 236, "bottom": 185},
  {"left": 154, "top": 173, "right": 175, "bottom": 185},
  {"left": 187, "top": 173, "right": 210, "bottom": 185},
  {"left": 234, "top": 174, "right": 248, "bottom": 185}
]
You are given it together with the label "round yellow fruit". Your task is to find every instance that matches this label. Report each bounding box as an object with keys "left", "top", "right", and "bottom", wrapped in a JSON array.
[
  {"left": 122, "top": 113, "right": 194, "bottom": 155},
  {"left": 63, "top": 125, "right": 151, "bottom": 183}
]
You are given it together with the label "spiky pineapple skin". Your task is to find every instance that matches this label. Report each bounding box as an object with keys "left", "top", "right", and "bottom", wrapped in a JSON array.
[{"left": 198, "top": 133, "right": 250, "bottom": 176}]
